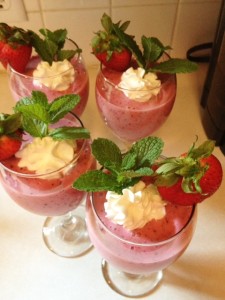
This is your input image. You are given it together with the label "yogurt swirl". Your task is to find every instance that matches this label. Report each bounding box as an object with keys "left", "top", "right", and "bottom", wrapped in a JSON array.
[
  {"left": 16, "top": 136, "right": 76, "bottom": 176},
  {"left": 104, "top": 181, "right": 166, "bottom": 230},
  {"left": 33, "top": 59, "right": 75, "bottom": 91},
  {"left": 118, "top": 67, "right": 161, "bottom": 102}
]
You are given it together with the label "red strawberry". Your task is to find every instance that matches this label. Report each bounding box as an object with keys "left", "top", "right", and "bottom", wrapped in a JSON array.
[
  {"left": 154, "top": 140, "right": 223, "bottom": 206},
  {"left": 0, "top": 43, "right": 32, "bottom": 73},
  {"left": 91, "top": 13, "right": 132, "bottom": 71},
  {"left": 0, "top": 23, "right": 32, "bottom": 72},
  {"left": 95, "top": 48, "right": 132, "bottom": 71},
  {"left": 0, "top": 113, "right": 23, "bottom": 161}
]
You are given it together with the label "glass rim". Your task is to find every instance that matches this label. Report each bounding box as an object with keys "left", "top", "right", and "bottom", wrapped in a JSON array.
[
  {"left": 0, "top": 112, "right": 88, "bottom": 179},
  {"left": 7, "top": 38, "right": 82, "bottom": 79},
  {"left": 90, "top": 191, "right": 196, "bottom": 247}
]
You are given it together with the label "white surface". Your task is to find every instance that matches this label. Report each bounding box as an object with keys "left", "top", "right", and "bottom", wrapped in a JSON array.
[{"left": 0, "top": 65, "right": 225, "bottom": 300}]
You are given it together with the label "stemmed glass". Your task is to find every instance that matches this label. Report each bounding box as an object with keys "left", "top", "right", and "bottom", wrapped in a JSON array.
[
  {"left": 0, "top": 113, "right": 96, "bottom": 258},
  {"left": 86, "top": 191, "right": 197, "bottom": 298},
  {"left": 7, "top": 38, "right": 89, "bottom": 117},
  {"left": 95, "top": 61, "right": 177, "bottom": 145}
]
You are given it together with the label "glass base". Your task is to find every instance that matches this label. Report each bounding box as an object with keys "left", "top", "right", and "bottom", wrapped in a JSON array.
[
  {"left": 42, "top": 205, "right": 92, "bottom": 258},
  {"left": 101, "top": 259, "right": 163, "bottom": 298}
]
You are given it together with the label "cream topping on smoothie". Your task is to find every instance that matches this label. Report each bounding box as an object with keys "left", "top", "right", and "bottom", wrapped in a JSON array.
[
  {"left": 33, "top": 59, "right": 75, "bottom": 91},
  {"left": 16, "top": 136, "right": 76, "bottom": 175},
  {"left": 104, "top": 180, "right": 166, "bottom": 230},
  {"left": 118, "top": 67, "right": 161, "bottom": 102}
]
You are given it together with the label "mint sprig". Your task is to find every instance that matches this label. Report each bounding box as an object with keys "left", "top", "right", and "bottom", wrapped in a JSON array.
[
  {"left": 73, "top": 136, "right": 164, "bottom": 194},
  {"left": 29, "top": 28, "right": 82, "bottom": 65},
  {"left": 112, "top": 21, "right": 198, "bottom": 74},
  {"left": 14, "top": 91, "right": 90, "bottom": 140}
]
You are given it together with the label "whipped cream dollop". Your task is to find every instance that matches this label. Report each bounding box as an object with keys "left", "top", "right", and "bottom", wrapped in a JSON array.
[
  {"left": 104, "top": 181, "right": 166, "bottom": 230},
  {"left": 33, "top": 59, "right": 75, "bottom": 91},
  {"left": 16, "top": 136, "right": 76, "bottom": 176},
  {"left": 117, "top": 67, "right": 161, "bottom": 102}
]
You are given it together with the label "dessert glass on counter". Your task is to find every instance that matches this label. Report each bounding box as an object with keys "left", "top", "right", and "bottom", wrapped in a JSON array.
[
  {"left": 0, "top": 95, "right": 96, "bottom": 258},
  {"left": 86, "top": 189, "right": 197, "bottom": 297},
  {"left": 8, "top": 38, "right": 89, "bottom": 117},
  {"left": 96, "top": 63, "right": 176, "bottom": 142},
  {"left": 73, "top": 136, "right": 222, "bottom": 297},
  {"left": 92, "top": 14, "right": 197, "bottom": 144}
]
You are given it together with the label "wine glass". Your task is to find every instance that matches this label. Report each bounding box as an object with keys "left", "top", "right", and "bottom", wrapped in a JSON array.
[
  {"left": 86, "top": 190, "right": 197, "bottom": 298},
  {"left": 95, "top": 59, "right": 177, "bottom": 145},
  {"left": 0, "top": 113, "right": 96, "bottom": 258},
  {"left": 7, "top": 38, "right": 89, "bottom": 117}
]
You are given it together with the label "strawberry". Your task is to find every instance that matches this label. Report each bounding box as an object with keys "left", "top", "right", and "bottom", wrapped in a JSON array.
[
  {"left": 0, "top": 23, "right": 32, "bottom": 72},
  {"left": 95, "top": 48, "right": 132, "bottom": 72},
  {"left": 91, "top": 13, "right": 132, "bottom": 71},
  {"left": 154, "top": 140, "right": 223, "bottom": 206},
  {"left": 0, "top": 113, "right": 23, "bottom": 161}
]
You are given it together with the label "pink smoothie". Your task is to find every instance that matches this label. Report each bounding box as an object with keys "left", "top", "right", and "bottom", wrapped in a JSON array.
[
  {"left": 0, "top": 113, "right": 96, "bottom": 216},
  {"left": 96, "top": 68, "right": 176, "bottom": 142},
  {"left": 1, "top": 139, "right": 95, "bottom": 216},
  {"left": 9, "top": 55, "right": 89, "bottom": 117},
  {"left": 86, "top": 191, "right": 197, "bottom": 275}
]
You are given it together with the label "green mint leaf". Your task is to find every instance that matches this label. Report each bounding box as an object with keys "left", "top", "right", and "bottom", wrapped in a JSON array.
[
  {"left": 30, "top": 28, "right": 75, "bottom": 64},
  {"left": 149, "top": 58, "right": 198, "bottom": 74},
  {"left": 91, "top": 138, "right": 122, "bottom": 170},
  {"left": 48, "top": 94, "right": 80, "bottom": 123},
  {"left": 31, "top": 91, "right": 49, "bottom": 107},
  {"left": 57, "top": 49, "right": 78, "bottom": 61},
  {"left": 44, "top": 40, "right": 58, "bottom": 63},
  {"left": 130, "top": 136, "right": 164, "bottom": 168},
  {"left": 39, "top": 28, "right": 67, "bottom": 49},
  {"left": 14, "top": 91, "right": 49, "bottom": 109},
  {"left": 73, "top": 170, "right": 120, "bottom": 192},
  {"left": 29, "top": 31, "right": 54, "bottom": 64},
  {"left": 121, "top": 152, "right": 137, "bottom": 170},
  {"left": 142, "top": 36, "right": 171, "bottom": 65},
  {"left": 14, "top": 92, "right": 82, "bottom": 139},
  {"left": 120, "top": 167, "right": 153, "bottom": 180},
  {"left": 22, "top": 117, "right": 48, "bottom": 138},
  {"left": 112, "top": 24, "right": 145, "bottom": 67},
  {"left": 74, "top": 136, "right": 165, "bottom": 194},
  {"left": 49, "top": 127, "right": 90, "bottom": 140},
  {"left": 16, "top": 103, "right": 50, "bottom": 124}
]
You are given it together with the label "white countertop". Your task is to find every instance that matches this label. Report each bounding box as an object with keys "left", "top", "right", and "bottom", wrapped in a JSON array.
[{"left": 0, "top": 65, "right": 225, "bottom": 300}]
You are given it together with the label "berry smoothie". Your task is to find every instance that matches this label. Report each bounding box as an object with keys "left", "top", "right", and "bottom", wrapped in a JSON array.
[
  {"left": 86, "top": 191, "right": 197, "bottom": 275},
  {"left": 0, "top": 116, "right": 96, "bottom": 216},
  {"left": 8, "top": 54, "right": 89, "bottom": 117},
  {"left": 95, "top": 67, "right": 176, "bottom": 142}
]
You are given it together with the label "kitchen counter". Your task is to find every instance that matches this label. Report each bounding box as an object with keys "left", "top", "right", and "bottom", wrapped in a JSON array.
[{"left": 0, "top": 64, "right": 225, "bottom": 300}]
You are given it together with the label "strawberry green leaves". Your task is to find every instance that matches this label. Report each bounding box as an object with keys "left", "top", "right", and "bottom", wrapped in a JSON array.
[
  {"left": 73, "top": 136, "right": 163, "bottom": 194},
  {"left": 0, "top": 113, "right": 22, "bottom": 136},
  {"left": 14, "top": 91, "right": 90, "bottom": 140},
  {"left": 154, "top": 140, "right": 215, "bottom": 194}
]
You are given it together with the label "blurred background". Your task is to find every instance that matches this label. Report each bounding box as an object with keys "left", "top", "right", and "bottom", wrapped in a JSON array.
[{"left": 0, "top": 0, "right": 222, "bottom": 68}]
